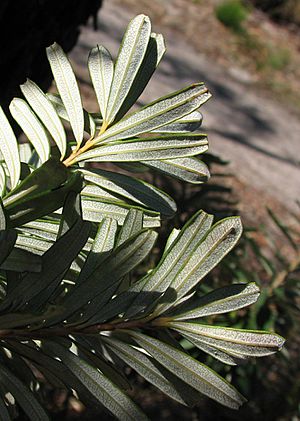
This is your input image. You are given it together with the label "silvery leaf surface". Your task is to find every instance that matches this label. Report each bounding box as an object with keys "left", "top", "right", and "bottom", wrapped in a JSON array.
[
  {"left": 129, "top": 331, "right": 246, "bottom": 410},
  {"left": 9, "top": 98, "right": 50, "bottom": 163},
  {"left": 94, "top": 83, "right": 211, "bottom": 144},
  {"left": 105, "top": 14, "right": 151, "bottom": 125},
  {"left": 0, "top": 106, "right": 21, "bottom": 189},
  {"left": 74, "top": 134, "right": 208, "bottom": 163},
  {"left": 21, "top": 79, "right": 67, "bottom": 159},
  {"left": 88, "top": 45, "right": 114, "bottom": 121},
  {"left": 143, "top": 157, "right": 210, "bottom": 184},
  {"left": 46, "top": 43, "right": 84, "bottom": 147}
]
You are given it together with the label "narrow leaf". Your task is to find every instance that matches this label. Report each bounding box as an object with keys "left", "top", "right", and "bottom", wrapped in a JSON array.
[
  {"left": 143, "top": 157, "right": 210, "bottom": 184},
  {"left": 95, "top": 83, "right": 211, "bottom": 144},
  {"left": 75, "top": 134, "right": 208, "bottom": 164},
  {"left": 88, "top": 45, "right": 114, "bottom": 120},
  {"left": 46, "top": 342, "right": 148, "bottom": 421},
  {"left": 82, "top": 199, "right": 160, "bottom": 227},
  {"left": 104, "top": 336, "right": 204, "bottom": 407},
  {"left": 170, "top": 283, "right": 260, "bottom": 320},
  {"left": 0, "top": 395, "right": 10, "bottom": 420},
  {"left": 9, "top": 98, "right": 50, "bottom": 163},
  {"left": 116, "top": 209, "right": 143, "bottom": 246},
  {"left": 46, "top": 43, "right": 84, "bottom": 147},
  {"left": 0, "top": 164, "right": 6, "bottom": 197},
  {"left": 0, "top": 364, "right": 49, "bottom": 420},
  {"left": 106, "top": 14, "right": 151, "bottom": 125},
  {"left": 78, "top": 217, "right": 117, "bottom": 284},
  {"left": 151, "top": 111, "right": 203, "bottom": 133},
  {"left": 168, "top": 322, "right": 285, "bottom": 360},
  {"left": 113, "top": 32, "right": 166, "bottom": 123},
  {"left": 0, "top": 229, "right": 17, "bottom": 265},
  {"left": 129, "top": 331, "right": 246, "bottom": 409},
  {"left": 61, "top": 229, "right": 157, "bottom": 320},
  {"left": 126, "top": 210, "right": 214, "bottom": 317},
  {"left": 1, "top": 247, "right": 42, "bottom": 272},
  {"left": 156, "top": 217, "right": 243, "bottom": 314},
  {"left": 81, "top": 168, "right": 176, "bottom": 217},
  {"left": 0, "top": 106, "right": 21, "bottom": 189},
  {"left": 20, "top": 79, "right": 67, "bottom": 159},
  {"left": 47, "top": 93, "right": 95, "bottom": 137}
]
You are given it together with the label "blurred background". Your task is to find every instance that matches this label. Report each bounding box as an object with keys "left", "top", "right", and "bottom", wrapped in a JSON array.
[{"left": 1, "top": 0, "right": 300, "bottom": 420}]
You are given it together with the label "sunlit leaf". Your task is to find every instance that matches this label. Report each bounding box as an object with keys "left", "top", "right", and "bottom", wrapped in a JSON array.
[
  {"left": 143, "top": 157, "right": 210, "bottom": 184},
  {"left": 106, "top": 14, "right": 151, "bottom": 125},
  {"left": 75, "top": 133, "right": 208, "bottom": 163},
  {"left": 151, "top": 111, "right": 203, "bottom": 133},
  {"left": 81, "top": 168, "right": 176, "bottom": 217},
  {"left": 88, "top": 45, "right": 114, "bottom": 121},
  {"left": 46, "top": 43, "right": 84, "bottom": 148},
  {"left": 20, "top": 79, "right": 67, "bottom": 159},
  {"left": 9, "top": 98, "right": 50, "bottom": 163},
  {"left": 94, "top": 83, "right": 211, "bottom": 144},
  {"left": 126, "top": 210, "right": 214, "bottom": 317},
  {"left": 0, "top": 106, "right": 21, "bottom": 189}
]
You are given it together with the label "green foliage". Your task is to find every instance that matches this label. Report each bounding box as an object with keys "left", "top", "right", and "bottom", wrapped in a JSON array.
[
  {"left": 215, "top": 0, "right": 249, "bottom": 32},
  {"left": 0, "top": 14, "right": 285, "bottom": 420}
]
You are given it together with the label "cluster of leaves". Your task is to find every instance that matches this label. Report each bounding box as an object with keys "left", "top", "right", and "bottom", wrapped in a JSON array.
[{"left": 0, "top": 14, "right": 284, "bottom": 420}]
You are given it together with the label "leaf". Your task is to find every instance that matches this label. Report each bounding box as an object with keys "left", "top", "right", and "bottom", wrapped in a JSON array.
[
  {"left": 9, "top": 98, "right": 50, "bottom": 163},
  {"left": 46, "top": 43, "right": 84, "bottom": 147},
  {"left": 0, "top": 164, "right": 6, "bottom": 197},
  {"left": 3, "top": 158, "right": 68, "bottom": 208},
  {"left": 81, "top": 168, "right": 176, "bottom": 217},
  {"left": 75, "top": 134, "right": 208, "bottom": 164},
  {"left": 167, "top": 322, "right": 285, "bottom": 362},
  {"left": 61, "top": 229, "right": 158, "bottom": 321},
  {"left": 0, "top": 106, "right": 21, "bottom": 189},
  {"left": 0, "top": 395, "right": 10, "bottom": 421},
  {"left": 1, "top": 217, "right": 91, "bottom": 312},
  {"left": 5, "top": 170, "right": 83, "bottom": 229},
  {"left": 22, "top": 219, "right": 59, "bottom": 241},
  {"left": 0, "top": 229, "right": 17, "bottom": 265},
  {"left": 128, "top": 331, "right": 246, "bottom": 409},
  {"left": 0, "top": 199, "right": 6, "bottom": 230},
  {"left": 15, "top": 233, "right": 52, "bottom": 255},
  {"left": 75, "top": 337, "right": 131, "bottom": 391},
  {"left": 106, "top": 14, "right": 152, "bottom": 125},
  {"left": 156, "top": 217, "right": 244, "bottom": 314},
  {"left": 19, "top": 143, "right": 33, "bottom": 164},
  {"left": 88, "top": 45, "right": 114, "bottom": 121},
  {"left": 151, "top": 111, "right": 203, "bottom": 133},
  {"left": 81, "top": 199, "right": 160, "bottom": 227},
  {"left": 20, "top": 79, "right": 67, "bottom": 159},
  {"left": 1, "top": 247, "right": 42, "bottom": 272},
  {"left": 170, "top": 283, "right": 260, "bottom": 320},
  {"left": 45, "top": 341, "right": 148, "bottom": 421},
  {"left": 95, "top": 83, "right": 211, "bottom": 144},
  {"left": 126, "top": 210, "right": 214, "bottom": 318},
  {"left": 78, "top": 217, "right": 117, "bottom": 284},
  {"left": 47, "top": 93, "right": 95, "bottom": 137},
  {"left": 113, "top": 32, "right": 166, "bottom": 123},
  {"left": 0, "top": 364, "right": 49, "bottom": 420},
  {"left": 116, "top": 209, "right": 143, "bottom": 246},
  {"left": 104, "top": 336, "right": 205, "bottom": 407},
  {"left": 143, "top": 157, "right": 210, "bottom": 184}
]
